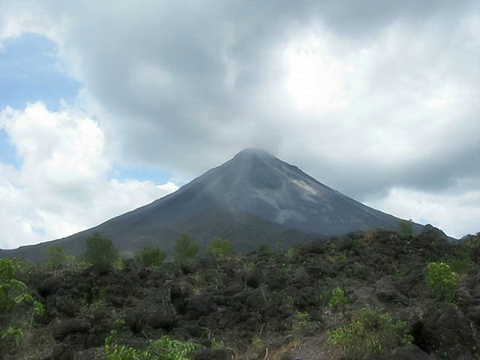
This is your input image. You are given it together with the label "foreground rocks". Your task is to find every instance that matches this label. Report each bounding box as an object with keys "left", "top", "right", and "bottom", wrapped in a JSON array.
[{"left": 5, "top": 228, "right": 480, "bottom": 359}]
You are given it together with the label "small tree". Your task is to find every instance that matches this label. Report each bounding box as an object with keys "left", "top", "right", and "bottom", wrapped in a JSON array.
[
  {"left": 0, "top": 258, "right": 44, "bottom": 357},
  {"left": 206, "top": 237, "right": 235, "bottom": 260},
  {"left": 173, "top": 233, "right": 199, "bottom": 264},
  {"left": 135, "top": 245, "right": 168, "bottom": 267},
  {"left": 398, "top": 219, "right": 414, "bottom": 238},
  {"left": 47, "top": 245, "right": 75, "bottom": 269},
  {"left": 0, "top": 258, "right": 31, "bottom": 315},
  {"left": 84, "top": 233, "right": 119, "bottom": 266}
]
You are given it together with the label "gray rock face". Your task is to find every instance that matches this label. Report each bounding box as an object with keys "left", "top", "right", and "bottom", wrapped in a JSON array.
[
  {"left": 1, "top": 148, "right": 421, "bottom": 261},
  {"left": 198, "top": 148, "right": 404, "bottom": 235}
]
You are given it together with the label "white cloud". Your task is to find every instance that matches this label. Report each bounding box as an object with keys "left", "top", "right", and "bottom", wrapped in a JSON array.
[
  {"left": 0, "top": 1, "right": 60, "bottom": 50},
  {"left": 283, "top": 35, "right": 353, "bottom": 113},
  {"left": 365, "top": 181, "right": 480, "bottom": 239},
  {"left": 0, "top": 103, "right": 177, "bottom": 249}
]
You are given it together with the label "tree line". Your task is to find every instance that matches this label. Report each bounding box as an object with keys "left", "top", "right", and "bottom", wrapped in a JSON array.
[{"left": 49, "top": 232, "right": 236, "bottom": 268}]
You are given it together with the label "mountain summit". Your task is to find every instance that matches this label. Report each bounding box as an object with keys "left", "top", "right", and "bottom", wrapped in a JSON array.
[
  {"left": 175, "top": 147, "right": 407, "bottom": 235},
  {"left": 1, "top": 149, "right": 420, "bottom": 261}
]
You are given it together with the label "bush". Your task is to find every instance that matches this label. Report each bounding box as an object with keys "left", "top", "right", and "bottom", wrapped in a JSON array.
[
  {"left": 0, "top": 258, "right": 35, "bottom": 314},
  {"left": 105, "top": 330, "right": 146, "bottom": 360},
  {"left": 448, "top": 248, "right": 473, "bottom": 275},
  {"left": 461, "top": 233, "right": 480, "bottom": 263},
  {"left": 105, "top": 331, "right": 198, "bottom": 360},
  {"left": 149, "top": 336, "right": 198, "bottom": 360},
  {"left": 47, "top": 245, "right": 75, "bottom": 269},
  {"left": 174, "top": 233, "right": 199, "bottom": 264},
  {"left": 328, "top": 307, "right": 412, "bottom": 359},
  {"left": 328, "top": 287, "right": 348, "bottom": 310},
  {"left": 398, "top": 219, "right": 414, "bottom": 238},
  {"left": 258, "top": 244, "right": 271, "bottom": 253},
  {"left": 84, "top": 233, "right": 119, "bottom": 266},
  {"left": 0, "top": 258, "right": 44, "bottom": 357},
  {"left": 206, "top": 238, "right": 235, "bottom": 260},
  {"left": 426, "top": 262, "right": 457, "bottom": 302},
  {"left": 135, "top": 245, "right": 168, "bottom": 267}
]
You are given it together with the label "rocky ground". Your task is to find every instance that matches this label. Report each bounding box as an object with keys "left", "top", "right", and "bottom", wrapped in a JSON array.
[{"left": 3, "top": 226, "right": 480, "bottom": 359}]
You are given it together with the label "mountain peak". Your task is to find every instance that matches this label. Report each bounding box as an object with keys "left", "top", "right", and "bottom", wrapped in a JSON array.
[
  {"left": 1, "top": 149, "right": 423, "bottom": 262},
  {"left": 234, "top": 148, "right": 274, "bottom": 160}
]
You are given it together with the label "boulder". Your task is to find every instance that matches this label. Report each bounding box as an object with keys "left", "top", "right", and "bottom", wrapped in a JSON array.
[
  {"left": 383, "top": 345, "right": 433, "bottom": 359},
  {"left": 38, "top": 277, "right": 62, "bottom": 297},
  {"left": 420, "top": 304, "right": 479, "bottom": 358},
  {"left": 125, "top": 288, "right": 176, "bottom": 332},
  {"left": 192, "top": 348, "right": 235, "bottom": 360},
  {"left": 50, "top": 343, "right": 74, "bottom": 360},
  {"left": 375, "top": 277, "right": 404, "bottom": 303},
  {"left": 53, "top": 318, "right": 90, "bottom": 339}
]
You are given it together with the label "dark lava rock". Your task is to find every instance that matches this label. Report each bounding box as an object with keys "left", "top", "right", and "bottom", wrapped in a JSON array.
[
  {"left": 53, "top": 318, "right": 90, "bottom": 339},
  {"left": 88, "top": 263, "right": 113, "bottom": 277},
  {"left": 50, "top": 343, "right": 74, "bottom": 360},
  {"left": 420, "top": 304, "right": 479, "bottom": 358},
  {"left": 71, "top": 348, "right": 103, "bottom": 360},
  {"left": 244, "top": 287, "right": 268, "bottom": 312},
  {"left": 375, "top": 277, "right": 404, "bottom": 303},
  {"left": 125, "top": 288, "right": 176, "bottom": 332},
  {"left": 192, "top": 348, "right": 235, "bottom": 360},
  {"left": 298, "top": 240, "right": 325, "bottom": 255},
  {"left": 380, "top": 344, "right": 433, "bottom": 359},
  {"left": 54, "top": 293, "right": 78, "bottom": 318},
  {"left": 38, "top": 276, "right": 62, "bottom": 297}
]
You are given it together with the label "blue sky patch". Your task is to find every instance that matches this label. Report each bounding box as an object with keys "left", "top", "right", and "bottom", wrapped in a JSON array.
[
  {"left": 0, "top": 32, "right": 81, "bottom": 111},
  {"left": 109, "top": 166, "right": 173, "bottom": 185},
  {"left": 0, "top": 33, "right": 82, "bottom": 167}
]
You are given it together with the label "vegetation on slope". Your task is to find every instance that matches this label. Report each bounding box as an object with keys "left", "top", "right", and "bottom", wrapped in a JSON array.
[{"left": 1, "top": 227, "right": 480, "bottom": 359}]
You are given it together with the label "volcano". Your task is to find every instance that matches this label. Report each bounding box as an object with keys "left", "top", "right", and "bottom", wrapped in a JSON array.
[{"left": 1, "top": 148, "right": 421, "bottom": 261}]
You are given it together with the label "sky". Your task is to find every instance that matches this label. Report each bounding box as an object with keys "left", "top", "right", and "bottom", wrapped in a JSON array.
[{"left": 0, "top": 1, "right": 479, "bottom": 249}]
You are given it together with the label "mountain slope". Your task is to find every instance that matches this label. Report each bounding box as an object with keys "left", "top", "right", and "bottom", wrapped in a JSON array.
[{"left": 0, "top": 148, "right": 421, "bottom": 261}]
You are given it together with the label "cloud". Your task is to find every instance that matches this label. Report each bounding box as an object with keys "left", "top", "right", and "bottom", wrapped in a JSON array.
[
  {"left": 0, "top": 103, "right": 177, "bottom": 249},
  {"left": 365, "top": 180, "right": 480, "bottom": 238},
  {"left": 40, "top": 1, "right": 477, "bottom": 181},
  {"left": 0, "top": 0, "right": 478, "bottom": 244}
]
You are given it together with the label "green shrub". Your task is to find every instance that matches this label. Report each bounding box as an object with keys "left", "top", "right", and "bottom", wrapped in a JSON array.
[
  {"left": 328, "top": 287, "right": 348, "bottom": 310},
  {"left": 426, "top": 262, "right": 458, "bottom": 302},
  {"left": 291, "top": 311, "right": 314, "bottom": 335},
  {"left": 328, "top": 307, "right": 412, "bottom": 359},
  {"left": 206, "top": 238, "right": 235, "bottom": 260},
  {"left": 461, "top": 233, "right": 480, "bottom": 263},
  {"left": 448, "top": 248, "right": 473, "bottom": 275},
  {"left": 105, "top": 331, "right": 198, "bottom": 360},
  {"left": 258, "top": 244, "right": 271, "bottom": 253},
  {"left": 174, "top": 233, "right": 199, "bottom": 264},
  {"left": 286, "top": 247, "right": 297, "bottom": 259},
  {"left": 0, "top": 258, "right": 40, "bottom": 314},
  {"left": 84, "top": 233, "right": 119, "bottom": 266},
  {"left": 149, "top": 336, "right": 198, "bottom": 360},
  {"left": 47, "top": 245, "right": 75, "bottom": 269},
  {"left": 398, "top": 219, "right": 414, "bottom": 238},
  {"left": 0, "top": 258, "right": 44, "bottom": 357},
  {"left": 327, "top": 251, "right": 347, "bottom": 269},
  {"left": 1, "top": 325, "right": 24, "bottom": 350},
  {"left": 105, "top": 333, "right": 144, "bottom": 360},
  {"left": 135, "top": 245, "right": 168, "bottom": 267}
]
